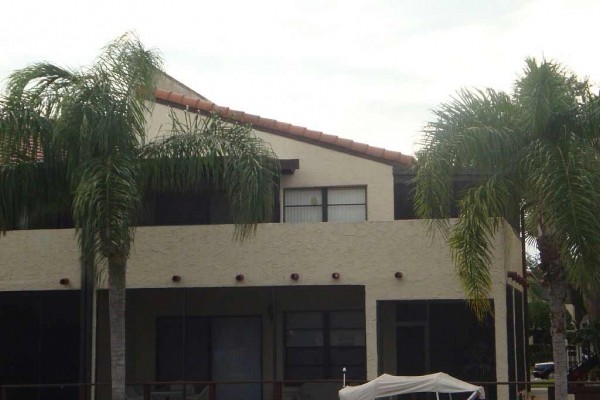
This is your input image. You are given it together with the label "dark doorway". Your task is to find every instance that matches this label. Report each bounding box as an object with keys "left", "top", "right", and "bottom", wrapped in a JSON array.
[
  {"left": 379, "top": 300, "right": 497, "bottom": 400},
  {"left": 396, "top": 324, "right": 427, "bottom": 375},
  {"left": 156, "top": 316, "right": 262, "bottom": 400},
  {"left": 0, "top": 291, "right": 80, "bottom": 400},
  {"left": 212, "top": 317, "right": 262, "bottom": 400}
]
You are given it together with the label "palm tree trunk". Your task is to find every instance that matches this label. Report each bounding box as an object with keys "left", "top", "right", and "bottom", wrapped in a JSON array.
[
  {"left": 108, "top": 255, "right": 127, "bottom": 400},
  {"left": 538, "top": 235, "right": 569, "bottom": 400},
  {"left": 548, "top": 268, "right": 569, "bottom": 400}
]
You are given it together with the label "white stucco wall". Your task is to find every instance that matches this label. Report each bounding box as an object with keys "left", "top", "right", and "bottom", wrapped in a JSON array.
[
  {"left": 503, "top": 222, "right": 523, "bottom": 274},
  {"left": 0, "top": 220, "right": 485, "bottom": 292},
  {"left": 0, "top": 229, "right": 80, "bottom": 291}
]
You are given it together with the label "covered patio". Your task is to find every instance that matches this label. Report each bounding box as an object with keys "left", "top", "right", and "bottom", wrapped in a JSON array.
[{"left": 95, "top": 285, "right": 366, "bottom": 400}]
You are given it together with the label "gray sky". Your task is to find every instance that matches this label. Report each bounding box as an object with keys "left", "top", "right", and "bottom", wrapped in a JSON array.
[{"left": 2, "top": 0, "right": 599, "bottom": 155}]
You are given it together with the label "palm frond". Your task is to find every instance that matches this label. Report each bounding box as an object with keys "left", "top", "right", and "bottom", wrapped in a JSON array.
[
  {"left": 448, "top": 175, "right": 518, "bottom": 319},
  {"left": 0, "top": 93, "right": 56, "bottom": 165},
  {"left": 0, "top": 161, "right": 69, "bottom": 233},
  {"left": 525, "top": 137, "right": 600, "bottom": 285},
  {"left": 1, "top": 33, "right": 162, "bottom": 254},
  {"left": 92, "top": 33, "right": 162, "bottom": 144},
  {"left": 1, "top": 34, "right": 164, "bottom": 400},
  {"left": 415, "top": 88, "right": 520, "bottom": 234},
  {"left": 413, "top": 151, "right": 453, "bottom": 235},
  {"left": 415, "top": 88, "right": 528, "bottom": 318},
  {"left": 421, "top": 89, "right": 519, "bottom": 168},
  {"left": 516, "top": 58, "right": 580, "bottom": 143},
  {"left": 73, "top": 155, "right": 141, "bottom": 261},
  {"left": 51, "top": 35, "right": 161, "bottom": 174},
  {"left": 140, "top": 110, "right": 280, "bottom": 240},
  {"left": 5, "top": 63, "right": 78, "bottom": 119}
]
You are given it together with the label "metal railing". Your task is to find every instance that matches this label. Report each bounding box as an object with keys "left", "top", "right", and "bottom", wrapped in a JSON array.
[
  {"left": 1, "top": 380, "right": 599, "bottom": 400},
  {"left": 0, "top": 380, "right": 348, "bottom": 400}
]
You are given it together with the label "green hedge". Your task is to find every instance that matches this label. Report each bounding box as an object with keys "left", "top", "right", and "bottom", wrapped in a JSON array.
[{"left": 529, "top": 344, "right": 553, "bottom": 366}]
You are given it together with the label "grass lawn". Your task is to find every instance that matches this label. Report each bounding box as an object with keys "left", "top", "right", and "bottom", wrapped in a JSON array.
[{"left": 530, "top": 379, "right": 554, "bottom": 388}]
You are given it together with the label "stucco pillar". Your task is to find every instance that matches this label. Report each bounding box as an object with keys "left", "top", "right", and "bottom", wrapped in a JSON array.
[
  {"left": 364, "top": 289, "right": 378, "bottom": 380},
  {"left": 494, "top": 285, "right": 509, "bottom": 400}
]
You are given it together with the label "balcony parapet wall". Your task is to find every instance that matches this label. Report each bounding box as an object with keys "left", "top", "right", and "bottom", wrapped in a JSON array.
[{"left": 0, "top": 220, "right": 517, "bottom": 297}]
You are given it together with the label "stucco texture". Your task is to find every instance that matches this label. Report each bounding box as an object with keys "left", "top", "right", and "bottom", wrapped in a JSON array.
[{"left": 0, "top": 229, "right": 80, "bottom": 291}]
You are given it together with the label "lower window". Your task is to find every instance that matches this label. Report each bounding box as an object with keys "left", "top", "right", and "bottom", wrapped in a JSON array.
[{"left": 284, "top": 311, "right": 366, "bottom": 380}]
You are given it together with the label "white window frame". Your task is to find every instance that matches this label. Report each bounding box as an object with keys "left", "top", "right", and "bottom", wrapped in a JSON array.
[{"left": 283, "top": 186, "right": 367, "bottom": 223}]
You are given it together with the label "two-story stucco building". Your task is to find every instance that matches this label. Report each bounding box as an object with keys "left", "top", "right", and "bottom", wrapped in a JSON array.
[{"left": 0, "top": 75, "right": 527, "bottom": 400}]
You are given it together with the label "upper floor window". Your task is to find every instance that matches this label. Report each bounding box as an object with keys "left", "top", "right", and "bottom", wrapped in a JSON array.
[{"left": 284, "top": 186, "right": 366, "bottom": 223}]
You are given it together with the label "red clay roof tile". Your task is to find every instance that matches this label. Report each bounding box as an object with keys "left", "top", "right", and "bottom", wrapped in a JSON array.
[
  {"left": 192, "top": 99, "right": 204, "bottom": 110},
  {"left": 274, "top": 121, "right": 291, "bottom": 131},
  {"left": 303, "top": 130, "right": 323, "bottom": 141},
  {"left": 243, "top": 113, "right": 261, "bottom": 124},
  {"left": 258, "top": 117, "right": 277, "bottom": 129},
  {"left": 214, "top": 105, "right": 229, "bottom": 115},
  {"left": 350, "top": 142, "right": 368, "bottom": 153},
  {"left": 154, "top": 88, "right": 414, "bottom": 166},
  {"left": 319, "top": 133, "right": 338, "bottom": 144},
  {"left": 230, "top": 111, "right": 245, "bottom": 120},
  {"left": 287, "top": 125, "right": 307, "bottom": 136},
  {"left": 366, "top": 146, "right": 385, "bottom": 158},
  {"left": 334, "top": 137, "right": 353, "bottom": 148}
]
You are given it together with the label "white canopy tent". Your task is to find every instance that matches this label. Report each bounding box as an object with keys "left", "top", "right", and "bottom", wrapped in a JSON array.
[{"left": 338, "top": 372, "right": 485, "bottom": 400}]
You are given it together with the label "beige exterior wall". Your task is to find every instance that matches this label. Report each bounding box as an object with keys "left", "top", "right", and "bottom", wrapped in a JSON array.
[
  {"left": 144, "top": 102, "right": 173, "bottom": 142},
  {"left": 0, "top": 219, "right": 518, "bottom": 396},
  {"left": 145, "top": 103, "right": 395, "bottom": 221},
  {"left": 155, "top": 74, "right": 206, "bottom": 99},
  {"left": 0, "top": 229, "right": 80, "bottom": 291},
  {"left": 252, "top": 130, "right": 394, "bottom": 222},
  {"left": 503, "top": 222, "right": 523, "bottom": 274},
  {"left": 120, "top": 221, "right": 488, "bottom": 294}
]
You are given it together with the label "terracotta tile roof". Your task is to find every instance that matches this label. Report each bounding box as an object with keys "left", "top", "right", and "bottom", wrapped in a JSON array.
[{"left": 154, "top": 88, "right": 415, "bottom": 166}]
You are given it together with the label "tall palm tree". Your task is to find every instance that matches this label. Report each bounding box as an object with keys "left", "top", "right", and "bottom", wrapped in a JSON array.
[
  {"left": 0, "top": 35, "right": 279, "bottom": 400},
  {"left": 414, "top": 59, "right": 600, "bottom": 400}
]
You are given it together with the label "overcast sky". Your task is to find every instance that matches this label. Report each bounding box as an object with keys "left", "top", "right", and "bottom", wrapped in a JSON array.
[{"left": 2, "top": 0, "right": 599, "bottom": 155}]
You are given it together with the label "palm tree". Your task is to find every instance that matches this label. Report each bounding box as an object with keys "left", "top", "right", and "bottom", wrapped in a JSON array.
[
  {"left": 414, "top": 58, "right": 600, "bottom": 400},
  {"left": 0, "top": 35, "right": 279, "bottom": 400}
]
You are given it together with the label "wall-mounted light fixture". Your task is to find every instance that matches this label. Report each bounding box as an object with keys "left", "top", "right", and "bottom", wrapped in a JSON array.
[
  {"left": 171, "top": 275, "right": 181, "bottom": 283},
  {"left": 332, "top": 272, "right": 340, "bottom": 280},
  {"left": 59, "top": 278, "right": 70, "bottom": 286},
  {"left": 235, "top": 274, "right": 245, "bottom": 282},
  {"left": 290, "top": 273, "right": 300, "bottom": 281},
  {"left": 394, "top": 272, "right": 403, "bottom": 279}
]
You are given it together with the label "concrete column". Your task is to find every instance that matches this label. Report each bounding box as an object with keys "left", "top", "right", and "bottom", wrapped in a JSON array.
[
  {"left": 364, "top": 289, "right": 379, "bottom": 380},
  {"left": 494, "top": 285, "right": 510, "bottom": 400}
]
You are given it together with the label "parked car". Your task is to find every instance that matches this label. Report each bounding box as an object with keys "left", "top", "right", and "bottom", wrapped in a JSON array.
[
  {"left": 533, "top": 362, "right": 555, "bottom": 379},
  {"left": 568, "top": 354, "right": 598, "bottom": 381}
]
